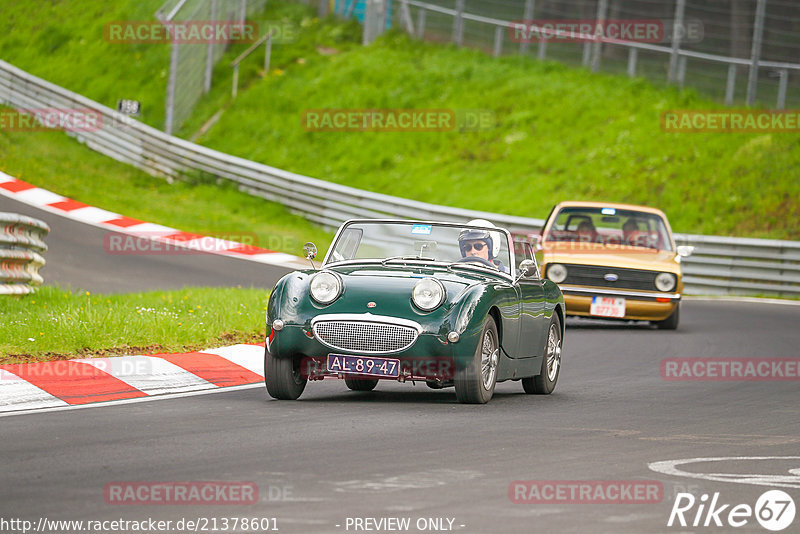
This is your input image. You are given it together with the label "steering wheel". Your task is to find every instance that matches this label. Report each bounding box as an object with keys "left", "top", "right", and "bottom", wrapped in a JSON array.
[{"left": 457, "top": 256, "right": 497, "bottom": 269}]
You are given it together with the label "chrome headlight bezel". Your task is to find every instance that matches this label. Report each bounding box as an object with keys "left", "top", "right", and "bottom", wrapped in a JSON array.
[
  {"left": 655, "top": 272, "right": 677, "bottom": 292},
  {"left": 412, "top": 278, "right": 446, "bottom": 312},
  {"left": 309, "top": 271, "right": 343, "bottom": 305},
  {"left": 546, "top": 263, "right": 568, "bottom": 284}
]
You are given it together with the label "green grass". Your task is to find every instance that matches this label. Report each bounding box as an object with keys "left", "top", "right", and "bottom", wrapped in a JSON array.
[
  {"left": 0, "top": 105, "right": 333, "bottom": 256},
  {"left": 194, "top": 29, "right": 800, "bottom": 240},
  {"left": 0, "top": 0, "right": 170, "bottom": 128},
  {"left": 0, "top": 286, "right": 269, "bottom": 363}
]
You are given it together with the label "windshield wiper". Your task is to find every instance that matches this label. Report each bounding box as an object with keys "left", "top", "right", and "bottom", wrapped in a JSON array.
[{"left": 381, "top": 255, "right": 436, "bottom": 266}]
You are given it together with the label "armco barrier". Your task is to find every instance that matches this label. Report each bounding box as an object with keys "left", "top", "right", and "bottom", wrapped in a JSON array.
[
  {"left": 0, "top": 212, "right": 49, "bottom": 295},
  {"left": 1, "top": 60, "right": 798, "bottom": 296}
]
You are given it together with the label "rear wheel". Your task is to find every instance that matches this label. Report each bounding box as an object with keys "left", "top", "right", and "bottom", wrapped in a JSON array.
[
  {"left": 523, "top": 314, "right": 562, "bottom": 395},
  {"left": 344, "top": 377, "right": 379, "bottom": 391},
  {"left": 265, "top": 348, "right": 307, "bottom": 400},
  {"left": 653, "top": 303, "right": 680, "bottom": 330},
  {"left": 455, "top": 316, "right": 499, "bottom": 404}
]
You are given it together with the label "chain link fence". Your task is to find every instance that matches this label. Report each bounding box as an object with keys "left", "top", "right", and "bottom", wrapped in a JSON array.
[
  {"left": 157, "top": 0, "right": 267, "bottom": 135},
  {"left": 357, "top": 0, "right": 799, "bottom": 109}
]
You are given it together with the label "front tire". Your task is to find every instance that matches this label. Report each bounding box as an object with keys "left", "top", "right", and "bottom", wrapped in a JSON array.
[
  {"left": 523, "top": 314, "right": 562, "bottom": 395},
  {"left": 455, "top": 316, "right": 499, "bottom": 404},
  {"left": 345, "top": 376, "right": 379, "bottom": 391},
  {"left": 265, "top": 347, "right": 307, "bottom": 400},
  {"left": 653, "top": 303, "right": 680, "bottom": 330}
]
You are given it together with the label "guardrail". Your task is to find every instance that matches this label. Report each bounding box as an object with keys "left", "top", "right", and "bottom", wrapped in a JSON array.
[
  {"left": 1, "top": 60, "right": 798, "bottom": 296},
  {"left": 0, "top": 213, "right": 49, "bottom": 295}
]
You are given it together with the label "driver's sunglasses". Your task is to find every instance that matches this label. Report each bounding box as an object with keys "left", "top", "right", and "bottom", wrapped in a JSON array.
[{"left": 462, "top": 242, "right": 486, "bottom": 252}]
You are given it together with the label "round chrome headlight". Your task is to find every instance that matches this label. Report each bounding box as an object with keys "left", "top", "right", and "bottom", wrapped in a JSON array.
[
  {"left": 546, "top": 264, "right": 568, "bottom": 284},
  {"left": 309, "top": 271, "right": 342, "bottom": 304},
  {"left": 655, "top": 272, "right": 677, "bottom": 292},
  {"left": 412, "top": 278, "right": 445, "bottom": 311}
]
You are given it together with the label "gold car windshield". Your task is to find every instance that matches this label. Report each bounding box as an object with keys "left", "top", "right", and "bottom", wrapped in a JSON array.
[{"left": 545, "top": 207, "right": 673, "bottom": 252}]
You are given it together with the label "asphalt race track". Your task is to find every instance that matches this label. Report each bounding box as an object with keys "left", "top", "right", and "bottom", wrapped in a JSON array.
[
  {"left": 2, "top": 299, "right": 799, "bottom": 533},
  {"left": 3, "top": 195, "right": 800, "bottom": 533},
  {"left": 0, "top": 195, "right": 289, "bottom": 292}
]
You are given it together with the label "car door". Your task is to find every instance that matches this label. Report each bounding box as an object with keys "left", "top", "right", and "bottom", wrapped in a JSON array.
[{"left": 515, "top": 241, "right": 548, "bottom": 358}]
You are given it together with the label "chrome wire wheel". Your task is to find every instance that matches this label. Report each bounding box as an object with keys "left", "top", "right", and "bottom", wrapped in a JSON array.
[
  {"left": 480, "top": 329, "right": 500, "bottom": 391},
  {"left": 545, "top": 323, "right": 562, "bottom": 383},
  {"left": 522, "top": 313, "right": 562, "bottom": 395},
  {"left": 455, "top": 316, "right": 499, "bottom": 404}
]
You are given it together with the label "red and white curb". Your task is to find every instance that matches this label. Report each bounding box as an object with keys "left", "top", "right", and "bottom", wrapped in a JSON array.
[
  {"left": 0, "top": 343, "right": 266, "bottom": 415},
  {"left": 0, "top": 171, "right": 307, "bottom": 269}
]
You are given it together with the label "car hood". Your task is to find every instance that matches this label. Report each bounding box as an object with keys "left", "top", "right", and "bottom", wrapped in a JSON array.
[{"left": 541, "top": 242, "right": 680, "bottom": 274}]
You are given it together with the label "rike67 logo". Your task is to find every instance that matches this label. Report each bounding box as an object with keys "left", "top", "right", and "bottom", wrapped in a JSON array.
[{"left": 668, "top": 490, "right": 796, "bottom": 531}]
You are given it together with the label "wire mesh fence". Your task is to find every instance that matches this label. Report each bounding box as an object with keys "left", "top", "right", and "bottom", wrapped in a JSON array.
[
  {"left": 157, "top": 0, "right": 267, "bottom": 134},
  {"left": 365, "top": 0, "right": 800, "bottom": 109}
]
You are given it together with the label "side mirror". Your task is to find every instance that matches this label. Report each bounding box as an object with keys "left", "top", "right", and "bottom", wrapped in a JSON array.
[
  {"left": 676, "top": 245, "right": 694, "bottom": 258},
  {"left": 517, "top": 259, "right": 538, "bottom": 280},
  {"left": 303, "top": 242, "right": 317, "bottom": 260}
]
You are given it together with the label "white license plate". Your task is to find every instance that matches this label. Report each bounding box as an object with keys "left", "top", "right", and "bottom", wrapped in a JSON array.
[{"left": 590, "top": 296, "right": 626, "bottom": 318}]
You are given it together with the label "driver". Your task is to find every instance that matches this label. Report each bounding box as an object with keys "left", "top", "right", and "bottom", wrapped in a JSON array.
[{"left": 458, "top": 220, "right": 509, "bottom": 273}]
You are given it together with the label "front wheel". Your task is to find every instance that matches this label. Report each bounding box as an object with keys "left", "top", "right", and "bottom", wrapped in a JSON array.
[
  {"left": 455, "top": 316, "right": 499, "bottom": 404},
  {"left": 653, "top": 303, "right": 680, "bottom": 330},
  {"left": 265, "top": 348, "right": 307, "bottom": 400},
  {"left": 522, "top": 313, "right": 562, "bottom": 395},
  {"left": 345, "top": 376, "right": 379, "bottom": 391}
]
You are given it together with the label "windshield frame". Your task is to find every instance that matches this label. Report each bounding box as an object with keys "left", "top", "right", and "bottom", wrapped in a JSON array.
[{"left": 322, "top": 219, "right": 517, "bottom": 281}]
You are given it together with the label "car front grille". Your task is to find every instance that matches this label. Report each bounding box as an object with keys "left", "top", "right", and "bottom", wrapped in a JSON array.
[
  {"left": 312, "top": 320, "right": 419, "bottom": 354},
  {"left": 559, "top": 264, "right": 660, "bottom": 291}
]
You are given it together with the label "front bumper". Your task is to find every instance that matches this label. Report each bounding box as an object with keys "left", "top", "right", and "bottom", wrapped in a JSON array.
[
  {"left": 561, "top": 286, "right": 680, "bottom": 321},
  {"left": 268, "top": 321, "right": 473, "bottom": 381}
]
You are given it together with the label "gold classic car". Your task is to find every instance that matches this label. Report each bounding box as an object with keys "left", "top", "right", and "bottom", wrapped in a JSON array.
[{"left": 536, "top": 201, "right": 693, "bottom": 329}]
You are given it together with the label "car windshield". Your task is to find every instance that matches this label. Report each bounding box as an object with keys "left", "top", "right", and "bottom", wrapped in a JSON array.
[
  {"left": 325, "top": 221, "right": 513, "bottom": 273},
  {"left": 544, "top": 207, "right": 673, "bottom": 251}
]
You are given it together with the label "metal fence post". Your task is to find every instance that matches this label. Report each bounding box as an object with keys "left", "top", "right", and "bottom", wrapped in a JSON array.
[
  {"left": 746, "top": 0, "right": 767, "bottom": 106},
  {"left": 399, "top": 0, "right": 415, "bottom": 35},
  {"left": 725, "top": 63, "right": 737, "bottom": 105},
  {"left": 537, "top": 39, "right": 547, "bottom": 60},
  {"left": 165, "top": 40, "right": 179, "bottom": 135},
  {"left": 777, "top": 69, "right": 788, "bottom": 109},
  {"left": 453, "top": 0, "right": 465, "bottom": 46},
  {"left": 520, "top": 0, "right": 535, "bottom": 55},
  {"left": 416, "top": 7, "right": 426, "bottom": 39},
  {"left": 590, "top": 0, "right": 608, "bottom": 72},
  {"left": 265, "top": 32, "right": 272, "bottom": 73},
  {"left": 204, "top": 0, "right": 218, "bottom": 94},
  {"left": 667, "top": 0, "right": 686, "bottom": 83},
  {"left": 677, "top": 55, "right": 687, "bottom": 88},
  {"left": 493, "top": 26, "right": 503, "bottom": 57},
  {"left": 627, "top": 47, "right": 638, "bottom": 77}
]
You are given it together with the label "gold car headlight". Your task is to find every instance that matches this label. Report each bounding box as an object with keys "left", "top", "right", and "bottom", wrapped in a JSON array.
[
  {"left": 655, "top": 272, "right": 677, "bottom": 292},
  {"left": 546, "top": 264, "right": 568, "bottom": 284}
]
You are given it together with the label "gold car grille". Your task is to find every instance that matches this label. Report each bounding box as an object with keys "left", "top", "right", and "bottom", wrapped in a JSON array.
[
  {"left": 559, "top": 264, "right": 661, "bottom": 291},
  {"left": 312, "top": 321, "right": 418, "bottom": 354}
]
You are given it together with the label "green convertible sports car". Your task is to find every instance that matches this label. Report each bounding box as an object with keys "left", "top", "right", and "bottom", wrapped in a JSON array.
[{"left": 265, "top": 219, "right": 565, "bottom": 404}]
